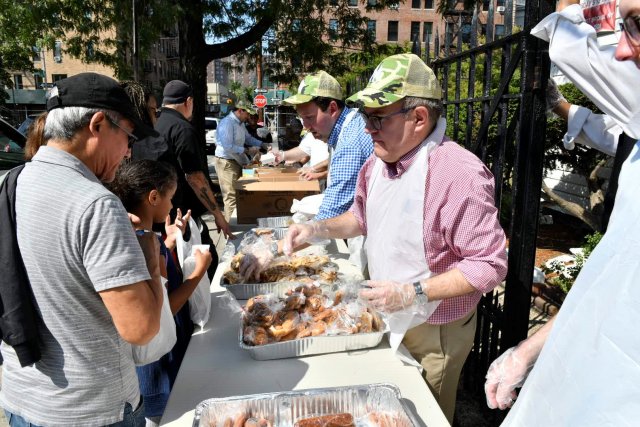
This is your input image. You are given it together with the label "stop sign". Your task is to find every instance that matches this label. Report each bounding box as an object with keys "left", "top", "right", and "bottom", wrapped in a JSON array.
[{"left": 253, "top": 94, "right": 267, "bottom": 109}]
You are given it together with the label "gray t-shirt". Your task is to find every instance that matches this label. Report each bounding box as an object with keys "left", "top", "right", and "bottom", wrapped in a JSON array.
[{"left": 0, "top": 146, "right": 151, "bottom": 426}]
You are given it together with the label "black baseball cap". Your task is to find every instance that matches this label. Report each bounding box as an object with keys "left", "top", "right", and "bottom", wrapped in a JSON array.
[
  {"left": 162, "top": 80, "right": 193, "bottom": 105},
  {"left": 46, "top": 72, "right": 158, "bottom": 139}
]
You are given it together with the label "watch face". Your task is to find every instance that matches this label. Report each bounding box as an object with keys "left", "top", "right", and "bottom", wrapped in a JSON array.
[{"left": 414, "top": 282, "right": 423, "bottom": 295}]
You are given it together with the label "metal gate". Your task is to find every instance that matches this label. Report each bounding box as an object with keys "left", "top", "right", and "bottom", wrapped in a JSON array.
[{"left": 430, "top": 0, "right": 554, "bottom": 396}]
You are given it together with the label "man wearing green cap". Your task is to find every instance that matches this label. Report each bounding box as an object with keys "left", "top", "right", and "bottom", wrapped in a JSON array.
[
  {"left": 283, "top": 54, "right": 507, "bottom": 422},
  {"left": 214, "top": 101, "right": 266, "bottom": 220},
  {"left": 283, "top": 70, "right": 373, "bottom": 221}
]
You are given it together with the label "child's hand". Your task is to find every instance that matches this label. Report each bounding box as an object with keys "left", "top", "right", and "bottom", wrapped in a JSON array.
[
  {"left": 164, "top": 209, "right": 192, "bottom": 250},
  {"left": 193, "top": 248, "right": 213, "bottom": 277}
]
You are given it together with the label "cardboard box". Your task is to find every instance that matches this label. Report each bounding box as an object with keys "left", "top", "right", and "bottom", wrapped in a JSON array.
[
  {"left": 233, "top": 178, "right": 321, "bottom": 224},
  {"left": 255, "top": 166, "right": 298, "bottom": 175}
]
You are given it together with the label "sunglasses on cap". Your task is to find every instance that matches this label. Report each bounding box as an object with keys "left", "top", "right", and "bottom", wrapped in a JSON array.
[
  {"left": 106, "top": 116, "right": 138, "bottom": 148},
  {"left": 620, "top": 14, "right": 640, "bottom": 47}
]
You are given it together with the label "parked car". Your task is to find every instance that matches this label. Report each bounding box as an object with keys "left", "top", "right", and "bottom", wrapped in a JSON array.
[
  {"left": 205, "top": 117, "right": 220, "bottom": 153},
  {"left": 0, "top": 117, "right": 26, "bottom": 182}
]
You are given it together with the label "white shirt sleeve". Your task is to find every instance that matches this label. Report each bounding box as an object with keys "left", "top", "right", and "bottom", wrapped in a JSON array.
[
  {"left": 531, "top": 4, "right": 640, "bottom": 139},
  {"left": 564, "top": 105, "right": 622, "bottom": 156}
]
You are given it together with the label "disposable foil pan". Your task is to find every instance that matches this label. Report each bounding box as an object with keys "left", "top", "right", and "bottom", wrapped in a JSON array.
[
  {"left": 221, "top": 265, "right": 341, "bottom": 300},
  {"left": 258, "top": 216, "right": 293, "bottom": 228},
  {"left": 239, "top": 327, "right": 387, "bottom": 360},
  {"left": 193, "top": 383, "right": 421, "bottom": 427}
]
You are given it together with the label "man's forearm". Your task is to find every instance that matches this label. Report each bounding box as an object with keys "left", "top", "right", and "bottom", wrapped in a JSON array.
[
  {"left": 322, "top": 212, "right": 363, "bottom": 239},
  {"left": 186, "top": 171, "right": 222, "bottom": 216},
  {"left": 419, "top": 268, "right": 477, "bottom": 301}
]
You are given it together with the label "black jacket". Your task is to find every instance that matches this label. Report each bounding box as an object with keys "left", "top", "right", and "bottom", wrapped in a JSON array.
[{"left": 0, "top": 165, "right": 42, "bottom": 366}]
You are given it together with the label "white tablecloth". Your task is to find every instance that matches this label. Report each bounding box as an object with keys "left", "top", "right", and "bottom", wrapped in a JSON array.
[{"left": 160, "top": 240, "right": 450, "bottom": 427}]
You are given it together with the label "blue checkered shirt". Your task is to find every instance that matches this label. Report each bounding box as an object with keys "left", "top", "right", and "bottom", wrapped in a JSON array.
[{"left": 316, "top": 108, "right": 373, "bottom": 220}]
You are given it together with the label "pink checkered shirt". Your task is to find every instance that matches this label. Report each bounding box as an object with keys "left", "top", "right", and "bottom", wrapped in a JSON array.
[{"left": 350, "top": 139, "right": 507, "bottom": 325}]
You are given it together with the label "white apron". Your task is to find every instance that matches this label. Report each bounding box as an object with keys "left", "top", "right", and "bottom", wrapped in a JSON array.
[
  {"left": 503, "top": 140, "right": 640, "bottom": 426},
  {"left": 364, "top": 118, "right": 446, "bottom": 361}
]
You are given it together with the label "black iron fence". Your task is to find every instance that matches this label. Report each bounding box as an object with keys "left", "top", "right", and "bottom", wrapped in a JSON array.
[{"left": 430, "top": 0, "right": 554, "bottom": 396}]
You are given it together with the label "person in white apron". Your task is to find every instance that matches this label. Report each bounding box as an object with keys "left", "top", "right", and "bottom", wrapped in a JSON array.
[
  {"left": 283, "top": 54, "right": 508, "bottom": 423},
  {"left": 484, "top": 1, "right": 640, "bottom": 425}
]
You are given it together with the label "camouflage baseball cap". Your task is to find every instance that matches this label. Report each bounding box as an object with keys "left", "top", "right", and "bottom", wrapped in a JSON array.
[
  {"left": 346, "top": 53, "right": 442, "bottom": 108},
  {"left": 236, "top": 100, "right": 257, "bottom": 115},
  {"left": 284, "top": 71, "right": 343, "bottom": 105}
]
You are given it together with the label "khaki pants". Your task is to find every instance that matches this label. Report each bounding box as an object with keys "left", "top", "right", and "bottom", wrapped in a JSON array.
[
  {"left": 213, "top": 157, "right": 242, "bottom": 220},
  {"left": 402, "top": 309, "right": 477, "bottom": 425}
]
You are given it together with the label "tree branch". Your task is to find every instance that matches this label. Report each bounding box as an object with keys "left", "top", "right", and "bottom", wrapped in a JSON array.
[
  {"left": 542, "top": 181, "right": 601, "bottom": 231},
  {"left": 203, "top": 9, "right": 277, "bottom": 63}
]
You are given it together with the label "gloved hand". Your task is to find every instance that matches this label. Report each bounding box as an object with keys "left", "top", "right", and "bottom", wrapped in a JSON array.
[
  {"left": 283, "top": 221, "right": 329, "bottom": 256},
  {"left": 545, "top": 78, "right": 566, "bottom": 113},
  {"left": 485, "top": 342, "right": 537, "bottom": 410},
  {"left": 238, "top": 239, "right": 277, "bottom": 282},
  {"left": 358, "top": 281, "right": 416, "bottom": 312}
]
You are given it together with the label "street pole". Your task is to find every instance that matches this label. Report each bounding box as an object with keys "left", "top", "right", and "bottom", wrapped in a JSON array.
[
  {"left": 132, "top": 0, "right": 139, "bottom": 81},
  {"left": 41, "top": 47, "right": 48, "bottom": 89},
  {"left": 256, "top": 38, "right": 263, "bottom": 123}
]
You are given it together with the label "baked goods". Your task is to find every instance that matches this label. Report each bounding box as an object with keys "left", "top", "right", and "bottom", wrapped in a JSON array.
[
  {"left": 294, "top": 413, "right": 354, "bottom": 427},
  {"left": 223, "top": 254, "right": 338, "bottom": 285},
  {"left": 242, "top": 284, "right": 383, "bottom": 346},
  {"left": 218, "top": 414, "right": 272, "bottom": 427}
]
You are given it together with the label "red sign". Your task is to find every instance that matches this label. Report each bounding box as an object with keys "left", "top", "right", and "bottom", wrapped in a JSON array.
[{"left": 254, "top": 94, "right": 267, "bottom": 109}]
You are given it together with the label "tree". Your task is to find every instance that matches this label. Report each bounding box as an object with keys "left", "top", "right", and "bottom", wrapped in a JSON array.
[{"left": 0, "top": 0, "right": 398, "bottom": 142}]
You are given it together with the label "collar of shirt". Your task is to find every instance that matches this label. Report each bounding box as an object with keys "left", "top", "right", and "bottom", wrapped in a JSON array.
[
  {"left": 382, "top": 142, "right": 422, "bottom": 179},
  {"left": 32, "top": 145, "right": 102, "bottom": 184},
  {"left": 327, "top": 107, "right": 350, "bottom": 149},
  {"left": 227, "top": 111, "right": 241, "bottom": 125},
  {"left": 159, "top": 107, "right": 189, "bottom": 123}
]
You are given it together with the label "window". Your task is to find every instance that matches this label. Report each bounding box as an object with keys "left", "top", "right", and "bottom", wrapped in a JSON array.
[
  {"left": 411, "top": 0, "right": 421, "bottom": 8},
  {"left": 54, "top": 41, "right": 63, "bottom": 62},
  {"left": 410, "top": 21, "right": 420, "bottom": 41},
  {"left": 329, "top": 19, "right": 339, "bottom": 40},
  {"left": 330, "top": 0, "right": 338, "bottom": 5},
  {"left": 424, "top": 0, "right": 434, "bottom": 8},
  {"left": 348, "top": 0, "right": 358, "bottom": 6},
  {"left": 32, "top": 47, "right": 41, "bottom": 61},
  {"left": 483, "top": 0, "right": 490, "bottom": 11},
  {"left": 423, "top": 22, "right": 433, "bottom": 42},
  {"left": 367, "top": 0, "right": 377, "bottom": 5},
  {"left": 387, "top": 21, "right": 398, "bottom": 41},
  {"left": 13, "top": 75, "right": 23, "bottom": 90},
  {"left": 495, "top": 24, "right": 505, "bottom": 39},
  {"left": 497, "top": 0, "right": 504, "bottom": 5},
  {"left": 34, "top": 70, "right": 44, "bottom": 89},
  {"left": 52, "top": 74, "right": 67, "bottom": 82},
  {"left": 389, "top": 1, "right": 399, "bottom": 9},
  {"left": 367, "top": 20, "right": 377, "bottom": 39}
]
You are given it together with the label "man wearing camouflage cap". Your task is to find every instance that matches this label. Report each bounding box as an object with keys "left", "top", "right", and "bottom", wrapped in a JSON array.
[
  {"left": 284, "top": 70, "right": 373, "bottom": 221},
  {"left": 284, "top": 54, "right": 507, "bottom": 422},
  {"left": 214, "top": 100, "right": 266, "bottom": 220}
]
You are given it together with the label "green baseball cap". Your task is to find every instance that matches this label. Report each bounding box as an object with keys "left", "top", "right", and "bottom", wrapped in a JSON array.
[
  {"left": 235, "top": 100, "right": 257, "bottom": 115},
  {"left": 346, "top": 53, "right": 442, "bottom": 108},
  {"left": 284, "top": 71, "right": 343, "bottom": 105}
]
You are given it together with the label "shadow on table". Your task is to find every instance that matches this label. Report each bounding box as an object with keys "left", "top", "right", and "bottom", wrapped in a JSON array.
[
  {"left": 402, "top": 397, "right": 428, "bottom": 427},
  {"left": 161, "top": 291, "right": 310, "bottom": 425}
]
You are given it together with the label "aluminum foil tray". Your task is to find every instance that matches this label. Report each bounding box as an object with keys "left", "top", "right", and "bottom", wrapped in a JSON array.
[
  {"left": 193, "top": 383, "right": 420, "bottom": 427},
  {"left": 258, "top": 216, "right": 293, "bottom": 228},
  {"left": 221, "top": 265, "right": 341, "bottom": 300},
  {"left": 239, "top": 327, "right": 387, "bottom": 361}
]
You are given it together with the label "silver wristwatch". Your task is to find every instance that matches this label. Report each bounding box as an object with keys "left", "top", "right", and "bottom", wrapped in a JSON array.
[{"left": 413, "top": 281, "right": 424, "bottom": 295}]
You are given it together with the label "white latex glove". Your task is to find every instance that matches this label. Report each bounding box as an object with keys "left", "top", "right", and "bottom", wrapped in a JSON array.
[
  {"left": 546, "top": 78, "right": 566, "bottom": 112},
  {"left": 485, "top": 343, "right": 537, "bottom": 410},
  {"left": 283, "top": 221, "right": 329, "bottom": 256},
  {"left": 358, "top": 281, "right": 416, "bottom": 312}
]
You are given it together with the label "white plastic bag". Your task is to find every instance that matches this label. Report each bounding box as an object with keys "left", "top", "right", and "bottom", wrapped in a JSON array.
[
  {"left": 176, "top": 218, "right": 212, "bottom": 328},
  {"left": 132, "top": 278, "right": 177, "bottom": 366}
]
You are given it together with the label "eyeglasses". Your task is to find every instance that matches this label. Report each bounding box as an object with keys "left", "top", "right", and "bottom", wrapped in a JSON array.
[
  {"left": 620, "top": 15, "right": 640, "bottom": 47},
  {"left": 107, "top": 117, "right": 138, "bottom": 148},
  {"left": 358, "top": 108, "right": 412, "bottom": 131}
]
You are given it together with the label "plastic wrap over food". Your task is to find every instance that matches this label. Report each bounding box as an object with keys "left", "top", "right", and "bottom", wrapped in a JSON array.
[
  {"left": 240, "top": 283, "right": 387, "bottom": 360},
  {"left": 257, "top": 216, "right": 293, "bottom": 228},
  {"left": 193, "top": 383, "right": 419, "bottom": 427}
]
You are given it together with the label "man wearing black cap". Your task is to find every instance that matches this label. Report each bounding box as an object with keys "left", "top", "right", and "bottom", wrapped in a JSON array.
[
  {"left": 155, "top": 80, "right": 232, "bottom": 275},
  {"left": 0, "top": 73, "right": 162, "bottom": 425}
]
